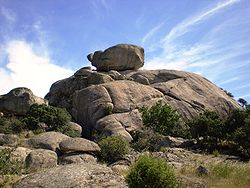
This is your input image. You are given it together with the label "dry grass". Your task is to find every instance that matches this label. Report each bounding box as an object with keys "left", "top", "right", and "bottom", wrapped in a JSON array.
[{"left": 178, "top": 162, "right": 250, "bottom": 188}]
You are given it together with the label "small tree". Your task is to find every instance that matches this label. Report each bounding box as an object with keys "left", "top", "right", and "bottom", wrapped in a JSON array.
[
  {"left": 188, "top": 110, "right": 224, "bottom": 145},
  {"left": 126, "top": 155, "right": 180, "bottom": 188},
  {"left": 98, "top": 136, "right": 130, "bottom": 163},
  {"left": 23, "top": 104, "right": 71, "bottom": 132},
  {"left": 139, "top": 101, "right": 185, "bottom": 137},
  {"left": 238, "top": 98, "right": 248, "bottom": 108}
]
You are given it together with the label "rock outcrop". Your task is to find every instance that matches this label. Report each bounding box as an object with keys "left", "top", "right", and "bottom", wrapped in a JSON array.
[
  {"left": 59, "top": 137, "right": 100, "bottom": 153},
  {"left": 25, "top": 131, "right": 69, "bottom": 152},
  {"left": 0, "top": 87, "right": 47, "bottom": 115},
  {"left": 87, "top": 44, "right": 144, "bottom": 71},
  {"left": 25, "top": 149, "right": 58, "bottom": 172},
  {"left": 14, "top": 163, "right": 127, "bottom": 188},
  {"left": 45, "top": 44, "right": 240, "bottom": 141}
]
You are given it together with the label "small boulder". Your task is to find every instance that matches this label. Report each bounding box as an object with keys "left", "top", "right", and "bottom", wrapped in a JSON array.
[
  {"left": 59, "top": 137, "right": 100, "bottom": 153},
  {"left": 11, "top": 147, "right": 32, "bottom": 163},
  {"left": 25, "top": 149, "right": 57, "bottom": 172},
  {"left": 68, "top": 121, "right": 82, "bottom": 135},
  {"left": 26, "top": 131, "right": 69, "bottom": 152},
  {"left": 0, "top": 87, "right": 47, "bottom": 115},
  {"left": 59, "top": 152, "right": 97, "bottom": 164},
  {"left": 87, "top": 72, "right": 114, "bottom": 86},
  {"left": 0, "top": 134, "right": 19, "bottom": 146},
  {"left": 159, "top": 136, "right": 194, "bottom": 148},
  {"left": 196, "top": 165, "right": 209, "bottom": 176},
  {"left": 87, "top": 44, "right": 144, "bottom": 71}
]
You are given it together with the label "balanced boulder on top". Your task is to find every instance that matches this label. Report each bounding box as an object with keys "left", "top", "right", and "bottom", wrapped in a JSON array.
[{"left": 87, "top": 44, "right": 144, "bottom": 71}]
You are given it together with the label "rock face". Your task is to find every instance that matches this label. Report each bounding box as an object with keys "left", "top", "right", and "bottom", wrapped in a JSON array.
[
  {"left": 0, "top": 87, "right": 47, "bottom": 115},
  {"left": 25, "top": 149, "right": 58, "bottom": 172},
  {"left": 26, "top": 131, "right": 69, "bottom": 152},
  {"left": 59, "top": 137, "right": 100, "bottom": 153},
  {"left": 14, "top": 163, "right": 127, "bottom": 188},
  {"left": 87, "top": 44, "right": 144, "bottom": 71},
  {"left": 59, "top": 153, "right": 97, "bottom": 164},
  {"left": 45, "top": 44, "right": 240, "bottom": 140}
]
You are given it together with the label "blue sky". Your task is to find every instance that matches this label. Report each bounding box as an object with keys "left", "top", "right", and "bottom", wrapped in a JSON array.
[{"left": 0, "top": 0, "right": 249, "bottom": 103}]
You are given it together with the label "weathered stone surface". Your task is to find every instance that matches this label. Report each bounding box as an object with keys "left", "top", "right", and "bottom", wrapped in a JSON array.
[
  {"left": 45, "top": 75, "right": 89, "bottom": 111},
  {"left": 95, "top": 109, "right": 143, "bottom": 142},
  {"left": 11, "top": 147, "right": 32, "bottom": 162},
  {"left": 25, "top": 149, "right": 57, "bottom": 172},
  {"left": 0, "top": 87, "right": 47, "bottom": 115},
  {"left": 158, "top": 136, "right": 194, "bottom": 148},
  {"left": 87, "top": 44, "right": 144, "bottom": 71},
  {"left": 72, "top": 80, "right": 163, "bottom": 138},
  {"left": 26, "top": 131, "right": 69, "bottom": 151},
  {"left": 59, "top": 137, "right": 100, "bottom": 153},
  {"left": 59, "top": 152, "right": 97, "bottom": 164},
  {"left": 14, "top": 163, "right": 127, "bottom": 188},
  {"left": 46, "top": 66, "right": 240, "bottom": 140},
  {"left": 126, "top": 70, "right": 240, "bottom": 118},
  {"left": 0, "top": 134, "right": 19, "bottom": 146},
  {"left": 72, "top": 84, "right": 114, "bottom": 137},
  {"left": 68, "top": 122, "right": 82, "bottom": 135},
  {"left": 87, "top": 72, "right": 114, "bottom": 86}
]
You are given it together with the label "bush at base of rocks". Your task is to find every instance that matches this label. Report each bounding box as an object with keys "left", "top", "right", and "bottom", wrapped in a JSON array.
[
  {"left": 0, "top": 148, "right": 24, "bottom": 175},
  {"left": 139, "top": 101, "right": 189, "bottom": 138},
  {"left": 126, "top": 155, "right": 180, "bottom": 188},
  {"left": 131, "top": 128, "right": 165, "bottom": 152},
  {"left": 98, "top": 136, "right": 130, "bottom": 163},
  {"left": 23, "top": 104, "right": 71, "bottom": 131}
]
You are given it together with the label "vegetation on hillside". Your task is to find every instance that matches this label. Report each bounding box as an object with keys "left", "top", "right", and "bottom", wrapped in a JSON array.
[{"left": 0, "top": 104, "right": 80, "bottom": 137}]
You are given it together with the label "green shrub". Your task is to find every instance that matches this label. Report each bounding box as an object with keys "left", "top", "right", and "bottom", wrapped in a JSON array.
[
  {"left": 131, "top": 128, "right": 165, "bottom": 152},
  {"left": 0, "top": 148, "right": 23, "bottom": 175},
  {"left": 140, "top": 101, "right": 186, "bottom": 137},
  {"left": 98, "top": 136, "right": 130, "bottom": 163},
  {"left": 0, "top": 117, "right": 26, "bottom": 134},
  {"left": 22, "top": 104, "right": 71, "bottom": 132},
  {"left": 126, "top": 155, "right": 180, "bottom": 188},
  {"left": 188, "top": 110, "right": 224, "bottom": 145},
  {"left": 57, "top": 125, "right": 81, "bottom": 137}
]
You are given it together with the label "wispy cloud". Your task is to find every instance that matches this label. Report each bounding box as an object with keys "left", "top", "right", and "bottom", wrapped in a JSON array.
[
  {"left": 162, "top": 0, "right": 240, "bottom": 46},
  {"left": 236, "top": 83, "right": 250, "bottom": 90},
  {"left": 218, "top": 77, "right": 239, "bottom": 85},
  {"left": 1, "top": 7, "right": 16, "bottom": 23},
  {"left": 141, "top": 22, "right": 165, "bottom": 45}
]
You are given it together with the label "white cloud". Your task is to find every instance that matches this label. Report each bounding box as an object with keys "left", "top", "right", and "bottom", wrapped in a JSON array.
[
  {"left": 0, "top": 40, "right": 73, "bottom": 97},
  {"left": 218, "top": 77, "right": 239, "bottom": 85},
  {"left": 1, "top": 7, "right": 16, "bottom": 23},
  {"left": 142, "top": 22, "right": 165, "bottom": 45},
  {"left": 162, "top": 0, "right": 240, "bottom": 46}
]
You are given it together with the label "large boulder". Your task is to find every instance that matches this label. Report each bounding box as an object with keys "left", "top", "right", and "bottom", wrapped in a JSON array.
[
  {"left": 14, "top": 163, "right": 127, "bottom": 188},
  {"left": 25, "top": 149, "right": 58, "bottom": 172},
  {"left": 0, "top": 87, "right": 47, "bottom": 115},
  {"left": 72, "top": 80, "right": 163, "bottom": 138},
  {"left": 87, "top": 44, "right": 144, "bottom": 71},
  {"left": 59, "top": 137, "right": 100, "bottom": 153},
  {"left": 25, "top": 131, "right": 69, "bottom": 152},
  {"left": 95, "top": 109, "right": 143, "bottom": 142}
]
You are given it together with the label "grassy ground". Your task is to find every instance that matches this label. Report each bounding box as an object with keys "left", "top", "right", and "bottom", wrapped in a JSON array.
[{"left": 178, "top": 162, "right": 250, "bottom": 188}]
